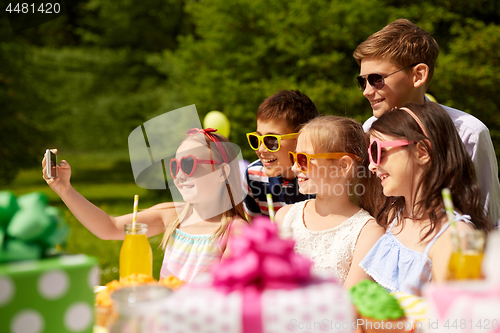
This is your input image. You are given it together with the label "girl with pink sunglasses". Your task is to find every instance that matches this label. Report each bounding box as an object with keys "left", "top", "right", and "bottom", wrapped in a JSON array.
[{"left": 361, "top": 102, "right": 492, "bottom": 295}]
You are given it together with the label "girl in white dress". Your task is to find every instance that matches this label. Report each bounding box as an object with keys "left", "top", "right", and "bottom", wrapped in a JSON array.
[{"left": 275, "top": 116, "right": 384, "bottom": 288}]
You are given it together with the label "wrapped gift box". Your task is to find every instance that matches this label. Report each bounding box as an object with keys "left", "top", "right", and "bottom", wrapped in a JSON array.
[
  {"left": 158, "top": 274, "right": 354, "bottom": 333},
  {"left": 424, "top": 282, "right": 500, "bottom": 333},
  {"left": 156, "top": 218, "right": 355, "bottom": 333},
  {"left": 0, "top": 254, "right": 100, "bottom": 333}
]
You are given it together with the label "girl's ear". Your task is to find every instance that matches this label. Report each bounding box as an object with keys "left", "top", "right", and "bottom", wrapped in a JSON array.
[
  {"left": 219, "top": 163, "right": 231, "bottom": 182},
  {"left": 413, "top": 63, "right": 429, "bottom": 89},
  {"left": 414, "top": 140, "right": 431, "bottom": 165},
  {"left": 340, "top": 156, "right": 354, "bottom": 177}
]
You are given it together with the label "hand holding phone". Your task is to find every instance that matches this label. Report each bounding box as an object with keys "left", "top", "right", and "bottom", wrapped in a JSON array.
[{"left": 46, "top": 149, "right": 57, "bottom": 179}]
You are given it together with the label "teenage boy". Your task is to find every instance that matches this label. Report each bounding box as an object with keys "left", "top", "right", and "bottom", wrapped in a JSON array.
[
  {"left": 354, "top": 18, "right": 500, "bottom": 226},
  {"left": 243, "top": 90, "right": 319, "bottom": 217}
]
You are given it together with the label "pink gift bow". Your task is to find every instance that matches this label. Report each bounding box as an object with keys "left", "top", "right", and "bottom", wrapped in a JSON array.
[{"left": 211, "top": 217, "right": 315, "bottom": 333}]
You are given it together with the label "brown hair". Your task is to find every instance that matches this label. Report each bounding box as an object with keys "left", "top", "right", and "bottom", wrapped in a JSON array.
[
  {"left": 299, "top": 115, "right": 382, "bottom": 217},
  {"left": 257, "top": 90, "right": 319, "bottom": 132},
  {"left": 160, "top": 131, "right": 249, "bottom": 249},
  {"left": 369, "top": 102, "right": 492, "bottom": 239},
  {"left": 353, "top": 19, "right": 439, "bottom": 85}
]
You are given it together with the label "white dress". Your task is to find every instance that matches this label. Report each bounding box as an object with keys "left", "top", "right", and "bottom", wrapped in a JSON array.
[{"left": 282, "top": 200, "right": 373, "bottom": 284}]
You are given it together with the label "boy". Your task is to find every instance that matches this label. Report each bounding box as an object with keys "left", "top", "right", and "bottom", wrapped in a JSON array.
[
  {"left": 353, "top": 18, "right": 500, "bottom": 226},
  {"left": 243, "top": 89, "right": 319, "bottom": 217}
]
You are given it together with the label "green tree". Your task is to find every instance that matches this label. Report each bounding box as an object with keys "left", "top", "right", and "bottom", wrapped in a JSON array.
[
  {"left": 157, "top": 0, "right": 390, "bottom": 159},
  {"left": 0, "top": 42, "right": 47, "bottom": 185},
  {"left": 5, "top": 0, "right": 191, "bottom": 153},
  {"left": 157, "top": 0, "right": 500, "bottom": 163}
]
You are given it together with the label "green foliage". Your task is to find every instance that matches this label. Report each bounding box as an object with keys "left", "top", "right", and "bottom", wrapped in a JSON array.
[
  {"left": 4, "top": 0, "right": 500, "bottom": 172},
  {"left": 153, "top": 0, "right": 500, "bottom": 163},
  {"left": 1, "top": 0, "right": 192, "bottom": 184},
  {"left": 3, "top": 0, "right": 500, "bottom": 283},
  {"left": 78, "top": 0, "right": 190, "bottom": 52},
  {"left": 432, "top": 19, "right": 500, "bottom": 154},
  {"left": 28, "top": 46, "right": 166, "bottom": 150},
  {"left": 157, "top": 0, "right": 392, "bottom": 159},
  {"left": 0, "top": 41, "right": 47, "bottom": 185}
]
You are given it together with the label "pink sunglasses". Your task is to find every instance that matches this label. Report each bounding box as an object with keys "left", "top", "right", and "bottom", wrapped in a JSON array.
[{"left": 368, "top": 138, "right": 413, "bottom": 166}]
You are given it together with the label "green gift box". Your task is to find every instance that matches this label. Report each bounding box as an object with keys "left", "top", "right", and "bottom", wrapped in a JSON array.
[{"left": 0, "top": 254, "right": 100, "bottom": 333}]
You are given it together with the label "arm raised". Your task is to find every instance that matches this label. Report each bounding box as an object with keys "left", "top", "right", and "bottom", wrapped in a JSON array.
[{"left": 42, "top": 150, "right": 176, "bottom": 240}]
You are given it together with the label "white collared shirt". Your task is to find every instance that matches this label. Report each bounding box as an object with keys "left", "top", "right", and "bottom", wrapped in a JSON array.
[{"left": 363, "top": 104, "right": 500, "bottom": 227}]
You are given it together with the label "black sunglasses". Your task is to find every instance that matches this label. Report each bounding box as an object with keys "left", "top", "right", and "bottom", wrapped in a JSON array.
[{"left": 356, "top": 63, "right": 421, "bottom": 91}]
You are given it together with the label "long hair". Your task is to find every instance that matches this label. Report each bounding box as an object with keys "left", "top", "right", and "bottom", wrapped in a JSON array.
[
  {"left": 369, "top": 102, "right": 491, "bottom": 239},
  {"left": 160, "top": 131, "right": 249, "bottom": 249},
  {"left": 299, "top": 115, "right": 382, "bottom": 217}
]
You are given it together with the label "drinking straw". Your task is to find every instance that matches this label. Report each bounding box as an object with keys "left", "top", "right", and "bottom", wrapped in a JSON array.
[
  {"left": 441, "top": 188, "right": 457, "bottom": 230},
  {"left": 266, "top": 193, "right": 275, "bottom": 223},
  {"left": 132, "top": 194, "right": 139, "bottom": 230}
]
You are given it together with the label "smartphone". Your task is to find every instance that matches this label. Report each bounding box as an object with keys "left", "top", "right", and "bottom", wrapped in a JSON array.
[{"left": 46, "top": 149, "right": 57, "bottom": 178}]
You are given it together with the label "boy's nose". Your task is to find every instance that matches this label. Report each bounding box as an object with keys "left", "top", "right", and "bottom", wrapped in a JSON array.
[
  {"left": 258, "top": 141, "right": 268, "bottom": 154},
  {"left": 362, "top": 83, "right": 376, "bottom": 98}
]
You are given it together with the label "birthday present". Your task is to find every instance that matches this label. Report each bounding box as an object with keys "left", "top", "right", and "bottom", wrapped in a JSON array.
[
  {"left": 423, "top": 231, "right": 500, "bottom": 333},
  {"left": 158, "top": 217, "right": 355, "bottom": 333},
  {"left": 0, "top": 191, "right": 99, "bottom": 333},
  {"left": 424, "top": 282, "right": 500, "bottom": 333}
]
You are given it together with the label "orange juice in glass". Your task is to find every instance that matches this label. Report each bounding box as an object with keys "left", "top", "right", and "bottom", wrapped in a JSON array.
[
  {"left": 119, "top": 223, "right": 153, "bottom": 279},
  {"left": 447, "top": 229, "right": 486, "bottom": 280}
]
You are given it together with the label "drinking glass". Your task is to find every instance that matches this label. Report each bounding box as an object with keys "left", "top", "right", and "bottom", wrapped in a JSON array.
[
  {"left": 119, "top": 223, "right": 153, "bottom": 279},
  {"left": 447, "top": 229, "right": 486, "bottom": 280}
]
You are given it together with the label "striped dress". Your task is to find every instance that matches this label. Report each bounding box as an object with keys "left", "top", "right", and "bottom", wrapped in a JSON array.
[{"left": 160, "top": 228, "right": 223, "bottom": 283}]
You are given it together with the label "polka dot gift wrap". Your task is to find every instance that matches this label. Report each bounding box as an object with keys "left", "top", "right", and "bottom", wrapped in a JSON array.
[
  {"left": 158, "top": 273, "right": 355, "bottom": 333},
  {"left": 0, "top": 254, "right": 99, "bottom": 333}
]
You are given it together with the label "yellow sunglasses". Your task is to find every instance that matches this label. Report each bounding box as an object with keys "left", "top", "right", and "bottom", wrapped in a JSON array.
[
  {"left": 246, "top": 132, "right": 298, "bottom": 152},
  {"left": 288, "top": 151, "right": 361, "bottom": 172}
]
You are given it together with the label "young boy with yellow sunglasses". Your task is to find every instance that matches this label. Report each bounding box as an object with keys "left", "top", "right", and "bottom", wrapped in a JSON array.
[{"left": 243, "top": 89, "right": 319, "bottom": 218}]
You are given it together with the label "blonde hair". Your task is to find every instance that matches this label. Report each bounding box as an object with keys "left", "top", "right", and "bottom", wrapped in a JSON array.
[
  {"left": 299, "top": 115, "right": 382, "bottom": 216},
  {"left": 160, "top": 131, "right": 248, "bottom": 249}
]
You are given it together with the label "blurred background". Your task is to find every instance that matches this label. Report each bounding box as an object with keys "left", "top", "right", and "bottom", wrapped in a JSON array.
[{"left": 1, "top": 0, "right": 500, "bottom": 284}]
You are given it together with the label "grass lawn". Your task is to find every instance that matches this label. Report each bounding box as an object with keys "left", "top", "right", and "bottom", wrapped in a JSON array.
[{"left": 0, "top": 150, "right": 173, "bottom": 285}]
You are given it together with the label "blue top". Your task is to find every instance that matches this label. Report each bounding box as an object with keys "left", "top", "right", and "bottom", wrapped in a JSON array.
[
  {"left": 242, "top": 159, "right": 314, "bottom": 217},
  {"left": 360, "top": 211, "right": 473, "bottom": 295}
]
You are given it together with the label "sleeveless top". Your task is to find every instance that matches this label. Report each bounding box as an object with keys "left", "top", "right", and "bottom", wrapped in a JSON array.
[
  {"left": 360, "top": 211, "right": 474, "bottom": 296},
  {"left": 282, "top": 200, "right": 373, "bottom": 284},
  {"left": 160, "top": 228, "right": 223, "bottom": 283}
]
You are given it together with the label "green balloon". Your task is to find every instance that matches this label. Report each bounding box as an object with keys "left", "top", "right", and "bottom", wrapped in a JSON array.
[
  {"left": 203, "top": 110, "right": 231, "bottom": 139},
  {"left": 0, "top": 191, "right": 18, "bottom": 228}
]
